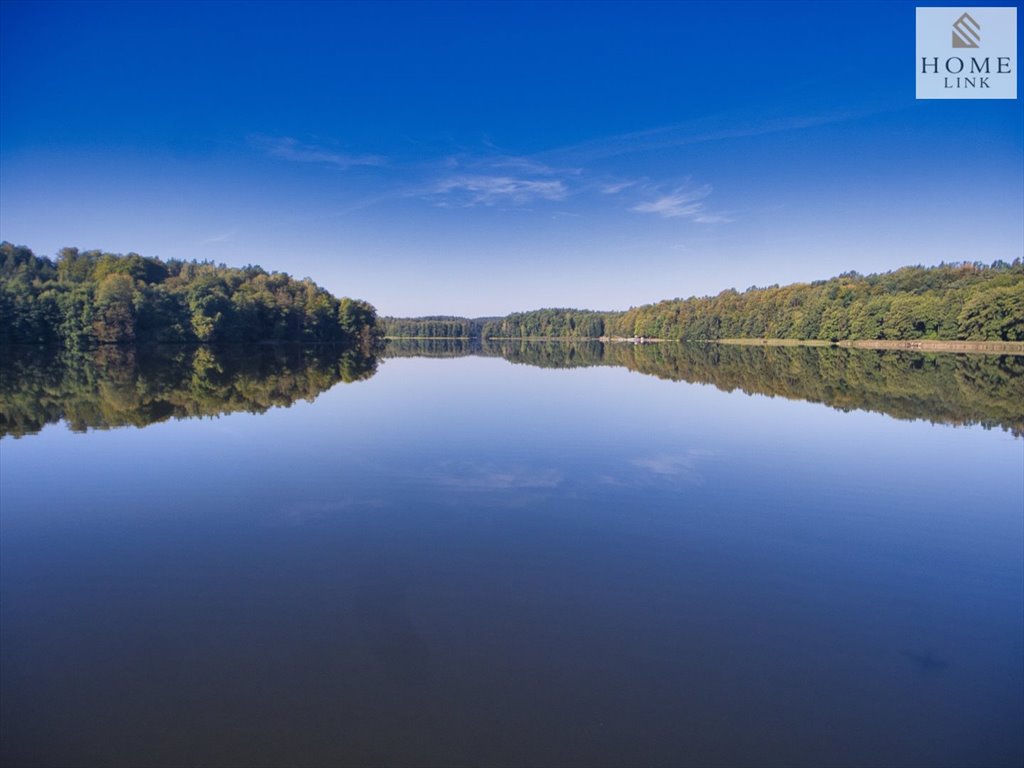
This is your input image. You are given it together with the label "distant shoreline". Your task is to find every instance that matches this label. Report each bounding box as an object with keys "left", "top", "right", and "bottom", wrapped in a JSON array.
[
  {"left": 385, "top": 335, "right": 1024, "bottom": 355},
  {"left": 712, "top": 338, "right": 1024, "bottom": 355},
  {"left": 607, "top": 336, "right": 1024, "bottom": 355}
]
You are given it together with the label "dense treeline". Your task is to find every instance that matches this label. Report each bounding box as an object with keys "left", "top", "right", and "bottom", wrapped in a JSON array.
[
  {"left": 384, "top": 338, "right": 1024, "bottom": 435},
  {"left": 381, "top": 310, "right": 605, "bottom": 339},
  {"left": 381, "top": 316, "right": 483, "bottom": 338},
  {"left": 0, "top": 343, "right": 378, "bottom": 438},
  {"left": 0, "top": 242, "right": 381, "bottom": 348},
  {"left": 480, "top": 309, "right": 608, "bottom": 339},
  {"left": 607, "top": 261, "right": 1023, "bottom": 341},
  {"left": 385, "top": 262, "right": 1024, "bottom": 343}
]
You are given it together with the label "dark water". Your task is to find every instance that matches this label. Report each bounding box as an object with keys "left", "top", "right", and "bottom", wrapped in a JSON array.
[{"left": 2, "top": 343, "right": 1022, "bottom": 767}]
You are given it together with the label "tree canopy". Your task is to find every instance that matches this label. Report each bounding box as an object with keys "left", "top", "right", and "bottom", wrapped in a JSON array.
[
  {"left": 384, "top": 261, "right": 1024, "bottom": 343},
  {"left": 606, "top": 261, "right": 1024, "bottom": 342},
  {"left": 0, "top": 243, "right": 381, "bottom": 348}
]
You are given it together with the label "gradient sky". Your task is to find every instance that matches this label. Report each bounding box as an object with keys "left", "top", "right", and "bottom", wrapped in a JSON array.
[{"left": 1, "top": 1, "right": 1021, "bottom": 316}]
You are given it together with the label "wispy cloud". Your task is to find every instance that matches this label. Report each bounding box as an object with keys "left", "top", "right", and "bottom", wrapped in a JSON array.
[
  {"left": 430, "top": 174, "right": 568, "bottom": 207},
  {"left": 248, "top": 133, "right": 740, "bottom": 221},
  {"left": 600, "top": 179, "right": 639, "bottom": 195},
  {"left": 257, "top": 135, "right": 386, "bottom": 170},
  {"left": 485, "top": 156, "right": 577, "bottom": 176},
  {"left": 416, "top": 148, "right": 587, "bottom": 208},
  {"left": 200, "top": 229, "right": 236, "bottom": 244},
  {"left": 539, "top": 107, "right": 875, "bottom": 164},
  {"left": 631, "top": 184, "right": 731, "bottom": 223}
]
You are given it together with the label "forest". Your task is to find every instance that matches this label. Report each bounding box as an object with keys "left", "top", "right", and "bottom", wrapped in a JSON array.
[
  {"left": 6, "top": 243, "right": 1021, "bottom": 348},
  {"left": 0, "top": 243, "right": 381, "bottom": 348},
  {"left": 383, "top": 261, "right": 1024, "bottom": 342},
  {"left": 381, "top": 310, "right": 605, "bottom": 340},
  {"left": 381, "top": 315, "right": 484, "bottom": 339}
]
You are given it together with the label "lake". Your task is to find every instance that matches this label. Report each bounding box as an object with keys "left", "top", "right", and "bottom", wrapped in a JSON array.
[{"left": 1, "top": 342, "right": 1022, "bottom": 767}]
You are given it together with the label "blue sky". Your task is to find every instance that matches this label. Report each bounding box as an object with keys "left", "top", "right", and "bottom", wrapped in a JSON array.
[{"left": 1, "top": 1, "right": 1021, "bottom": 316}]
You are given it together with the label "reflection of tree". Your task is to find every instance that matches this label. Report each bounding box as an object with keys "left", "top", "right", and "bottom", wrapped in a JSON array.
[
  {"left": 481, "top": 339, "right": 606, "bottom": 369},
  {"left": 7, "top": 339, "right": 1019, "bottom": 438},
  {"left": 614, "top": 343, "right": 1024, "bottom": 435},
  {"left": 382, "top": 338, "right": 480, "bottom": 358},
  {"left": 0, "top": 344, "right": 378, "bottom": 438},
  {"left": 387, "top": 339, "right": 1024, "bottom": 435}
]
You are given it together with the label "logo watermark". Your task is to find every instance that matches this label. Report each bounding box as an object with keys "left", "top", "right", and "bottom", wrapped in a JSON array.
[
  {"left": 916, "top": 7, "right": 1017, "bottom": 99},
  {"left": 951, "top": 12, "right": 980, "bottom": 48}
]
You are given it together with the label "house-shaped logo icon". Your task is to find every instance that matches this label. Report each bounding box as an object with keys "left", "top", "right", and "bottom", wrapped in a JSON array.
[{"left": 952, "top": 12, "right": 980, "bottom": 48}]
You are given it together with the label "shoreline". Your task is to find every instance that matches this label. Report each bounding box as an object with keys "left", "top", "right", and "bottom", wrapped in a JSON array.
[
  {"left": 712, "top": 338, "right": 1024, "bottom": 355},
  {"left": 387, "top": 336, "right": 1024, "bottom": 356}
]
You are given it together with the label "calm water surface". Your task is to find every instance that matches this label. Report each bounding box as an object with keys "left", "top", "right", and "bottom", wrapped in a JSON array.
[{"left": 1, "top": 345, "right": 1022, "bottom": 767}]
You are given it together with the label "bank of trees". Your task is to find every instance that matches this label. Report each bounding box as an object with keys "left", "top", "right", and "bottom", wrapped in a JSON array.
[
  {"left": 0, "top": 243, "right": 381, "bottom": 348},
  {"left": 382, "top": 310, "right": 607, "bottom": 340},
  {"left": 606, "top": 261, "right": 1023, "bottom": 342},
  {"left": 479, "top": 309, "right": 608, "bottom": 339},
  {"left": 381, "top": 316, "right": 481, "bottom": 338},
  {"left": 384, "top": 261, "right": 1023, "bottom": 343}
]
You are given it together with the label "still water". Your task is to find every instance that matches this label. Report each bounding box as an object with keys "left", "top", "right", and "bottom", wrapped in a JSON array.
[{"left": 1, "top": 343, "right": 1022, "bottom": 767}]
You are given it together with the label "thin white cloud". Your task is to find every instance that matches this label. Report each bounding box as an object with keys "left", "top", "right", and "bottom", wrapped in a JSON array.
[
  {"left": 435, "top": 149, "right": 577, "bottom": 177},
  {"left": 422, "top": 149, "right": 584, "bottom": 207},
  {"left": 600, "top": 180, "right": 638, "bottom": 195},
  {"left": 258, "top": 136, "right": 386, "bottom": 170},
  {"left": 486, "top": 156, "right": 572, "bottom": 176},
  {"left": 248, "top": 134, "right": 740, "bottom": 222},
  {"left": 431, "top": 175, "right": 568, "bottom": 206},
  {"left": 200, "top": 229, "right": 236, "bottom": 244},
  {"left": 539, "top": 107, "right": 879, "bottom": 164},
  {"left": 632, "top": 185, "right": 732, "bottom": 223}
]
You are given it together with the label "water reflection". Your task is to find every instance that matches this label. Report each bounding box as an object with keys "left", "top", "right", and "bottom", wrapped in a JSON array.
[
  {"left": 3, "top": 339, "right": 1021, "bottom": 438},
  {"left": 0, "top": 344, "right": 378, "bottom": 438},
  {"left": 386, "top": 338, "right": 1024, "bottom": 435},
  {"left": 1, "top": 339, "right": 1020, "bottom": 767}
]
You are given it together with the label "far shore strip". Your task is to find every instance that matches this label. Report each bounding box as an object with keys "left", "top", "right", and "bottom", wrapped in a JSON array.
[
  {"left": 386, "top": 335, "right": 1024, "bottom": 355},
  {"left": 610, "top": 337, "right": 1024, "bottom": 355},
  {"left": 709, "top": 338, "right": 1024, "bottom": 355}
]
